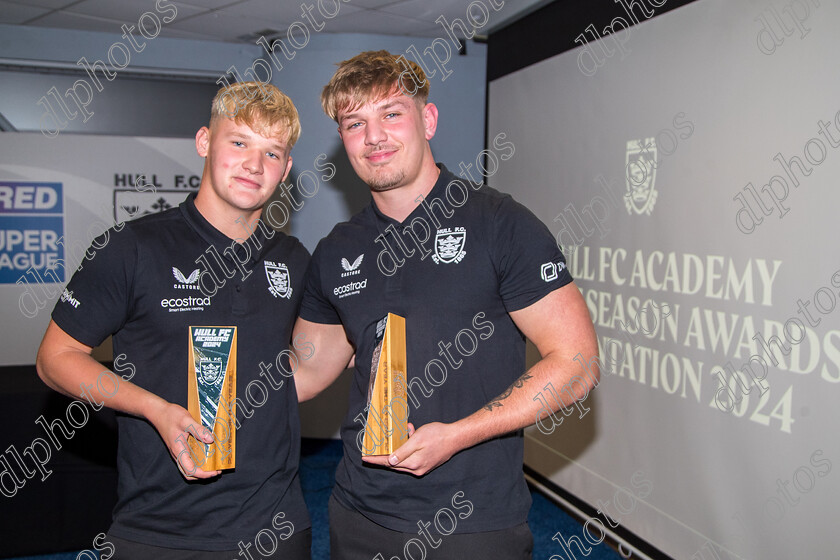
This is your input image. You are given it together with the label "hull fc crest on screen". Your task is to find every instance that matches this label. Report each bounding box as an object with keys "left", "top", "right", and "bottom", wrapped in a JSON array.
[
  {"left": 113, "top": 190, "right": 190, "bottom": 223},
  {"left": 625, "top": 138, "right": 658, "bottom": 215}
]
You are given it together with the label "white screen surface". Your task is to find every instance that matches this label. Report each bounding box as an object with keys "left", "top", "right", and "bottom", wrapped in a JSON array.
[
  {"left": 488, "top": 1, "right": 839, "bottom": 558},
  {"left": 0, "top": 133, "right": 201, "bottom": 366}
]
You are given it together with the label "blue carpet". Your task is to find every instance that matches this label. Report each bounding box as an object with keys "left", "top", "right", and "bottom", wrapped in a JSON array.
[{"left": 12, "top": 438, "right": 620, "bottom": 560}]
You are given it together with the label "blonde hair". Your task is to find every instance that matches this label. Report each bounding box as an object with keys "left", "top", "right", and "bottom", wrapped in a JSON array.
[
  {"left": 210, "top": 81, "right": 301, "bottom": 146},
  {"left": 321, "top": 50, "right": 429, "bottom": 121}
]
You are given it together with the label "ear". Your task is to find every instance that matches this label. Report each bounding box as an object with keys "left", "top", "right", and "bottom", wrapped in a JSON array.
[
  {"left": 281, "top": 155, "right": 294, "bottom": 183},
  {"left": 195, "top": 126, "right": 210, "bottom": 157},
  {"left": 422, "top": 103, "right": 438, "bottom": 141}
]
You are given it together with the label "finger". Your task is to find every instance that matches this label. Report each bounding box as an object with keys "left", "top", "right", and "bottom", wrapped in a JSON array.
[
  {"left": 390, "top": 465, "right": 424, "bottom": 475},
  {"left": 179, "top": 466, "right": 220, "bottom": 480},
  {"left": 176, "top": 463, "right": 196, "bottom": 480},
  {"left": 185, "top": 422, "right": 215, "bottom": 444},
  {"left": 176, "top": 450, "right": 199, "bottom": 478},
  {"left": 361, "top": 455, "right": 392, "bottom": 466},
  {"left": 388, "top": 439, "right": 421, "bottom": 466},
  {"left": 175, "top": 450, "right": 220, "bottom": 479},
  {"left": 407, "top": 423, "right": 416, "bottom": 437},
  {"left": 190, "top": 467, "right": 221, "bottom": 479},
  {"left": 173, "top": 433, "right": 210, "bottom": 478}
]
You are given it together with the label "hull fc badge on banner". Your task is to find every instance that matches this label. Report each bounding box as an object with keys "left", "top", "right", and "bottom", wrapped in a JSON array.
[
  {"left": 113, "top": 189, "right": 192, "bottom": 223},
  {"left": 625, "top": 138, "right": 658, "bottom": 216}
]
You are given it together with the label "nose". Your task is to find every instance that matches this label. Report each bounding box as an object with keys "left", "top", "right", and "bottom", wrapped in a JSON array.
[
  {"left": 242, "top": 149, "right": 263, "bottom": 174},
  {"left": 365, "top": 120, "right": 387, "bottom": 146}
]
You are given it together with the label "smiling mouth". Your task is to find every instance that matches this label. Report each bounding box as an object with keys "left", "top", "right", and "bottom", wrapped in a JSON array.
[
  {"left": 234, "top": 176, "right": 261, "bottom": 189},
  {"left": 365, "top": 147, "right": 398, "bottom": 163}
]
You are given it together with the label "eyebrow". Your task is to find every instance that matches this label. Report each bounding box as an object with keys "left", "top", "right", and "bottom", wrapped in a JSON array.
[
  {"left": 228, "top": 131, "right": 286, "bottom": 152},
  {"left": 340, "top": 99, "right": 411, "bottom": 124}
]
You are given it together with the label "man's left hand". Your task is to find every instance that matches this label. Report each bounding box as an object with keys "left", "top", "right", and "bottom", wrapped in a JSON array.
[{"left": 361, "top": 422, "right": 461, "bottom": 476}]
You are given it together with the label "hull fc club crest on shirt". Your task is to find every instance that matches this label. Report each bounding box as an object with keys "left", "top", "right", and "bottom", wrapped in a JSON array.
[
  {"left": 432, "top": 227, "right": 466, "bottom": 264},
  {"left": 264, "top": 261, "right": 292, "bottom": 299}
]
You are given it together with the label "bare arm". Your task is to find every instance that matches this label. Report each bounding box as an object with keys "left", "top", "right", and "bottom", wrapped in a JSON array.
[
  {"left": 364, "top": 282, "right": 599, "bottom": 475},
  {"left": 36, "top": 320, "right": 218, "bottom": 479},
  {"left": 292, "top": 317, "right": 355, "bottom": 402}
]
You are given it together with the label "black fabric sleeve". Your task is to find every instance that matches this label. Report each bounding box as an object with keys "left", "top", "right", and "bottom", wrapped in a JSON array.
[
  {"left": 51, "top": 225, "right": 137, "bottom": 347},
  {"left": 490, "top": 194, "right": 573, "bottom": 312},
  {"left": 298, "top": 241, "right": 341, "bottom": 325}
]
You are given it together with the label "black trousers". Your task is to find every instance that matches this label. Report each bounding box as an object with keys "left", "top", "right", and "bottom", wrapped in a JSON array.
[
  {"left": 104, "top": 528, "right": 311, "bottom": 560},
  {"left": 329, "top": 494, "right": 533, "bottom": 560}
]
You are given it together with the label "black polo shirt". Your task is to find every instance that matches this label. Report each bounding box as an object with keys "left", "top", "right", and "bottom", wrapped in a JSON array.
[
  {"left": 300, "top": 164, "right": 572, "bottom": 533},
  {"left": 52, "top": 193, "right": 310, "bottom": 550}
]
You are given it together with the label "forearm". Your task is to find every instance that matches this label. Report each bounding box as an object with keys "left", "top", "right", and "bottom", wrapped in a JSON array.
[
  {"left": 40, "top": 349, "right": 166, "bottom": 420},
  {"left": 37, "top": 321, "right": 219, "bottom": 479},
  {"left": 36, "top": 323, "right": 167, "bottom": 423},
  {"left": 295, "top": 360, "right": 347, "bottom": 402},
  {"left": 364, "top": 284, "right": 600, "bottom": 476},
  {"left": 291, "top": 319, "right": 354, "bottom": 402},
  {"left": 452, "top": 351, "right": 599, "bottom": 449},
  {"left": 451, "top": 282, "right": 601, "bottom": 447}
]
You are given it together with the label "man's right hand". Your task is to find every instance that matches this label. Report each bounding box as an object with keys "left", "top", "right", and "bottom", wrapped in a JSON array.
[
  {"left": 37, "top": 320, "right": 221, "bottom": 481},
  {"left": 147, "top": 401, "right": 221, "bottom": 480}
]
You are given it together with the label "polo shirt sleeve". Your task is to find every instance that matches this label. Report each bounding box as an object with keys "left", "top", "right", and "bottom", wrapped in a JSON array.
[
  {"left": 491, "top": 194, "right": 573, "bottom": 312},
  {"left": 298, "top": 241, "right": 341, "bottom": 325},
  {"left": 51, "top": 225, "right": 138, "bottom": 348}
]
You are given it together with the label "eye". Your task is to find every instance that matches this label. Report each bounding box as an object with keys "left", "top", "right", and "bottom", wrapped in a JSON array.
[
  {"left": 385, "top": 112, "right": 399, "bottom": 119},
  {"left": 266, "top": 151, "right": 279, "bottom": 159},
  {"left": 346, "top": 121, "right": 362, "bottom": 130},
  {"left": 233, "top": 141, "right": 244, "bottom": 147}
]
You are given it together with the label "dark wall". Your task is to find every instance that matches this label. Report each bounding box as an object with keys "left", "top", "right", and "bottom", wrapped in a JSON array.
[{"left": 487, "top": 0, "right": 699, "bottom": 81}]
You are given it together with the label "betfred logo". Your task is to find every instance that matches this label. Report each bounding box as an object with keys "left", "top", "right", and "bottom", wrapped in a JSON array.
[{"left": 0, "top": 183, "right": 62, "bottom": 213}]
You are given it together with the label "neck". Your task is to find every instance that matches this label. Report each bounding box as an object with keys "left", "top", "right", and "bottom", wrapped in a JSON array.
[
  {"left": 371, "top": 161, "right": 441, "bottom": 223},
  {"left": 193, "top": 190, "right": 262, "bottom": 241}
]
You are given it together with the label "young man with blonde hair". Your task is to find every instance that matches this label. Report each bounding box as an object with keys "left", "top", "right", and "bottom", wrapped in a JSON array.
[
  {"left": 294, "top": 51, "right": 599, "bottom": 559},
  {"left": 37, "top": 82, "right": 311, "bottom": 559}
]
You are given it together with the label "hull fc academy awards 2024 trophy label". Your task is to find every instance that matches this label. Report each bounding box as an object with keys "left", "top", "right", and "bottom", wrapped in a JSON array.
[
  {"left": 188, "top": 326, "right": 236, "bottom": 470},
  {"left": 362, "top": 313, "right": 409, "bottom": 457}
]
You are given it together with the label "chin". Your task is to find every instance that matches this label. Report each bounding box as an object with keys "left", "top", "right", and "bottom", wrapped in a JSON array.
[
  {"left": 230, "top": 194, "right": 266, "bottom": 212},
  {"left": 366, "top": 171, "right": 406, "bottom": 192}
]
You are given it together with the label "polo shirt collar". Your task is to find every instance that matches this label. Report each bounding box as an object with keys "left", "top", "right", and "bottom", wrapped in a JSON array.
[{"left": 179, "top": 192, "right": 270, "bottom": 262}]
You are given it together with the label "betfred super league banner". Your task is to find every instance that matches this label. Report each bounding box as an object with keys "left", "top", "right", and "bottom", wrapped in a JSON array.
[
  {"left": 0, "top": 182, "right": 64, "bottom": 285},
  {"left": 0, "top": 132, "right": 201, "bottom": 366}
]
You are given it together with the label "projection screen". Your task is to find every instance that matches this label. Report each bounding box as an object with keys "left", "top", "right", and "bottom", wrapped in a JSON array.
[{"left": 487, "top": 0, "right": 839, "bottom": 558}]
